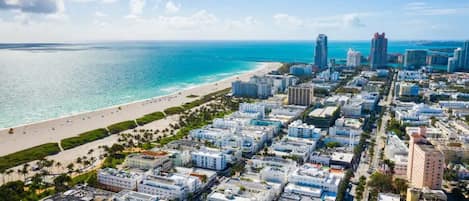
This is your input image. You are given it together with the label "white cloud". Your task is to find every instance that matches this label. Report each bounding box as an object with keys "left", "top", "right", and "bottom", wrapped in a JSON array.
[
  {"left": 0, "top": 0, "right": 64, "bottom": 14},
  {"left": 95, "top": 11, "right": 107, "bottom": 17},
  {"left": 273, "top": 13, "right": 303, "bottom": 27},
  {"left": 156, "top": 10, "right": 217, "bottom": 29},
  {"left": 70, "top": 0, "right": 118, "bottom": 3},
  {"left": 225, "top": 16, "right": 258, "bottom": 30},
  {"left": 404, "top": 2, "right": 459, "bottom": 16},
  {"left": 126, "top": 0, "right": 145, "bottom": 18},
  {"left": 165, "top": 1, "right": 180, "bottom": 13}
]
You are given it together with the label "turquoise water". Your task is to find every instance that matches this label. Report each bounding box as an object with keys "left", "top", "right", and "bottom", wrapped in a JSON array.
[{"left": 0, "top": 41, "right": 458, "bottom": 128}]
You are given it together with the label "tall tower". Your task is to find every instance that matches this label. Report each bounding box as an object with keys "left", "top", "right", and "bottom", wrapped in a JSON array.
[
  {"left": 370, "top": 32, "right": 388, "bottom": 69},
  {"left": 462, "top": 40, "right": 469, "bottom": 70},
  {"left": 314, "top": 34, "right": 328, "bottom": 68}
]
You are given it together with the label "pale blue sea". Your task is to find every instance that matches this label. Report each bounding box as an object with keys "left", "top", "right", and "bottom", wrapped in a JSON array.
[{"left": 0, "top": 41, "right": 460, "bottom": 128}]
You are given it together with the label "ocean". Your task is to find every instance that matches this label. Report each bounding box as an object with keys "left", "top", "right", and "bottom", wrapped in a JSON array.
[{"left": 0, "top": 41, "right": 460, "bottom": 128}]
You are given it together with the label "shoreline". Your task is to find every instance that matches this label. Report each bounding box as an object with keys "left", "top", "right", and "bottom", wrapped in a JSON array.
[{"left": 0, "top": 62, "right": 282, "bottom": 156}]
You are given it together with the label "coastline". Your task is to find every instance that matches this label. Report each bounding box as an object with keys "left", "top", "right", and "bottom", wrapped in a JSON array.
[{"left": 0, "top": 62, "right": 282, "bottom": 156}]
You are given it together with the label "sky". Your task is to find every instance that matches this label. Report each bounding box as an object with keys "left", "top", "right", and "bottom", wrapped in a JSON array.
[{"left": 0, "top": 0, "right": 468, "bottom": 42}]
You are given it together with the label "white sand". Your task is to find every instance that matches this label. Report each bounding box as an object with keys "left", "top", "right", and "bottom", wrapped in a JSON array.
[{"left": 0, "top": 62, "right": 282, "bottom": 156}]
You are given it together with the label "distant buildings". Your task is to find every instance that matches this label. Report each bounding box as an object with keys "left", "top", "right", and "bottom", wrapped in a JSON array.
[
  {"left": 288, "top": 84, "right": 314, "bottom": 106},
  {"left": 232, "top": 74, "right": 299, "bottom": 99},
  {"left": 448, "top": 40, "right": 469, "bottom": 72},
  {"left": 407, "top": 127, "right": 445, "bottom": 190},
  {"left": 232, "top": 80, "right": 258, "bottom": 98},
  {"left": 396, "top": 82, "right": 420, "bottom": 97},
  {"left": 426, "top": 53, "right": 449, "bottom": 66},
  {"left": 346, "top": 48, "right": 361, "bottom": 67},
  {"left": 370, "top": 32, "right": 388, "bottom": 69},
  {"left": 314, "top": 34, "right": 328, "bottom": 68},
  {"left": 290, "top": 64, "right": 313, "bottom": 76},
  {"left": 405, "top": 50, "right": 428, "bottom": 69}
]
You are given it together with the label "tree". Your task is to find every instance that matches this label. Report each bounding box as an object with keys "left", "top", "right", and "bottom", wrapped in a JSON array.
[
  {"left": 66, "top": 163, "right": 74, "bottom": 173},
  {"left": 393, "top": 178, "right": 408, "bottom": 196},
  {"left": 53, "top": 174, "right": 71, "bottom": 192},
  {"left": 0, "top": 181, "right": 26, "bottom": 201},
  {"left": 326, "top": 142, "right": 341, "bottom": 148},
  {"left": 368, "top": 172, "right": 393, "bottom": 194}
]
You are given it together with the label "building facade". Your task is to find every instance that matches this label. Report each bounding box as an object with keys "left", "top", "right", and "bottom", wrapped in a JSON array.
[
  {"left": 370, "top": 32, "right": 388, "bottom": 69},
  {"left": 405, "top": 50, "right": 428, "bottom": 69},
  {"left": 314, "top": 34, "right": 328, "bottom": 68},
  {"left": 346, "top": 48, "right": 361, "bottom": 67},
  {"left": 407, "top": 128, "right": 445, "bottom": 190},
  {"left": 97, "top": 168, "right": 143, "bottom": 192},
  {"left": 288, "top": 85, "right": 314, "bottom": 106}
]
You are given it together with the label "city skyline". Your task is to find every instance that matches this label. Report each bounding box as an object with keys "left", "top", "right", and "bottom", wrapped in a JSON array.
[{"left": 0, "top": 0, "right": 469, "bottom": 42}]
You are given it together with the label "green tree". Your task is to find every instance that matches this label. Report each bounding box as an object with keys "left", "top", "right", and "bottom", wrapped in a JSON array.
[{"left": 53, "top": 174, "right": 72, "bottom": 192}]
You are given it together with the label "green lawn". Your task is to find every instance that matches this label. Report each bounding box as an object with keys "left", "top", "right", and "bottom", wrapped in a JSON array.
[
  {"left": 0, "top": 143, "right": 61, "bottom": 171},
  {"left": 164, "top": 106, "right": 185, "bottom": 115},
  {"left": 61, "top": 128, "right": 109, "bottom": 150},
  {"left": 136, "top": 111, "right": 166, "bottom": 125},
  {"left": 107, "top": 120, "right": 137, "bottom": 134}
]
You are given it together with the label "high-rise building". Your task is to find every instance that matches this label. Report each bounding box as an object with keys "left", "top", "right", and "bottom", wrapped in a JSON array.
[
  {"left": 404, "top": 50, "right": 428, "bottom": 69},
  {"left": 447, "top": 40, "right": 469, "bottom": 72},
  {"left": 426, "top": 53, "right": 449, "bottom": 66},
  {"left": 407, "top": 127, "right": 445, "bottom": 190},
  {"left": 346, "top": 48, "right": 361, "bottom": 67},
  {"left": 369, "top": 32, "right": 388, "bottom": 69},
  {"left": 462, "top": 40, "right": 469, "bottom": 70},
  {"left": 314, "top": 34, "right": 328, "bottom": 68},
  {"left": 288, "top": 85, "right": 314, "bottom": 106}
]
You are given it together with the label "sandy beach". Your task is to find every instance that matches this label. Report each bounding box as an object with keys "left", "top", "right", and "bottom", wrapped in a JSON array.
[{"left": 0, "top": 62, "right": 282, "bottom": 157}]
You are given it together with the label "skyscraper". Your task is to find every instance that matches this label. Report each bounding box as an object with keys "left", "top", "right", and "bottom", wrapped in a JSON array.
[
  {"left": 369, "top": 32, "right": 388, "bottom": 69},
  {"left": 346, "top": 48, "right": 361, "bottom": 67},
  {"left": 314, "top": 34, "right": 328, "bottom": 68},
  {"left": 404, "top": 50, "right": 428, "bottom": 69},
  {"left": 461, "top": 40, "right": 469, "bottom": 70},
  {"left": 447, "top": 41, "right": 469, "bottom": 72}
]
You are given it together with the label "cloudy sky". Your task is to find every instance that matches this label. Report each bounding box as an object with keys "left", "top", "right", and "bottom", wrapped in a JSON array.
[{"left": 0, "top": 0, "right": 468, "bottom": 42}]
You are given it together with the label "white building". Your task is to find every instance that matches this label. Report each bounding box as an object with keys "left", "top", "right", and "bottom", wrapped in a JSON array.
[
  {"left": 346, "top": 48, "right": 361, "bottom": 67},
  {"left": 97, "top": 168, "right": 143, "bottom": 192},
  {"left": 207, "top": 178, "right": 281, "bottom": 201},
  {"left": 271, "top": 137, "right": 317, "bottom": 161},
  {"left": 137, "top": 174, "right": 199, "bottom": 201},
  {"left": 248, "top": 156, "right": 297, "bottom": 184},
  {"left": 112, "top": 190, "right": 158, "bottom": 201},
  {"left": 124, "top": 151, "right": 172, "bottom": 171},
  {"left": 395, "top": 103, "right": 444, "bottom": 125},
  {"left": 191, "top": 148, "right": 228, "bottom": 171},
  {"left": 288, "top": 120, "right": 321, "bottom": 139},
  {"left": 239, "top": 103, "right": 266, "bottom": 119},
  {"left": 288, "top": 164, "right": 342, "bottom": 193}
]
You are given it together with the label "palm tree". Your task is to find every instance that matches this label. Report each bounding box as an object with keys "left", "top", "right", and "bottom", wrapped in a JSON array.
[
  {"left": 55, "top": 161, "right": 62, "bottom": 171},
  {"left": 6, "top": 169, "right": 13, "bottom": 182},
  {"left": 21, "top": 164, "right": 29, "bottom": 180},
  {"left": 0, "top": 169, "right": 5, "bottom": 184},
  {"left": 66, "top": 163, "right": 74, "bottom": 173}
]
